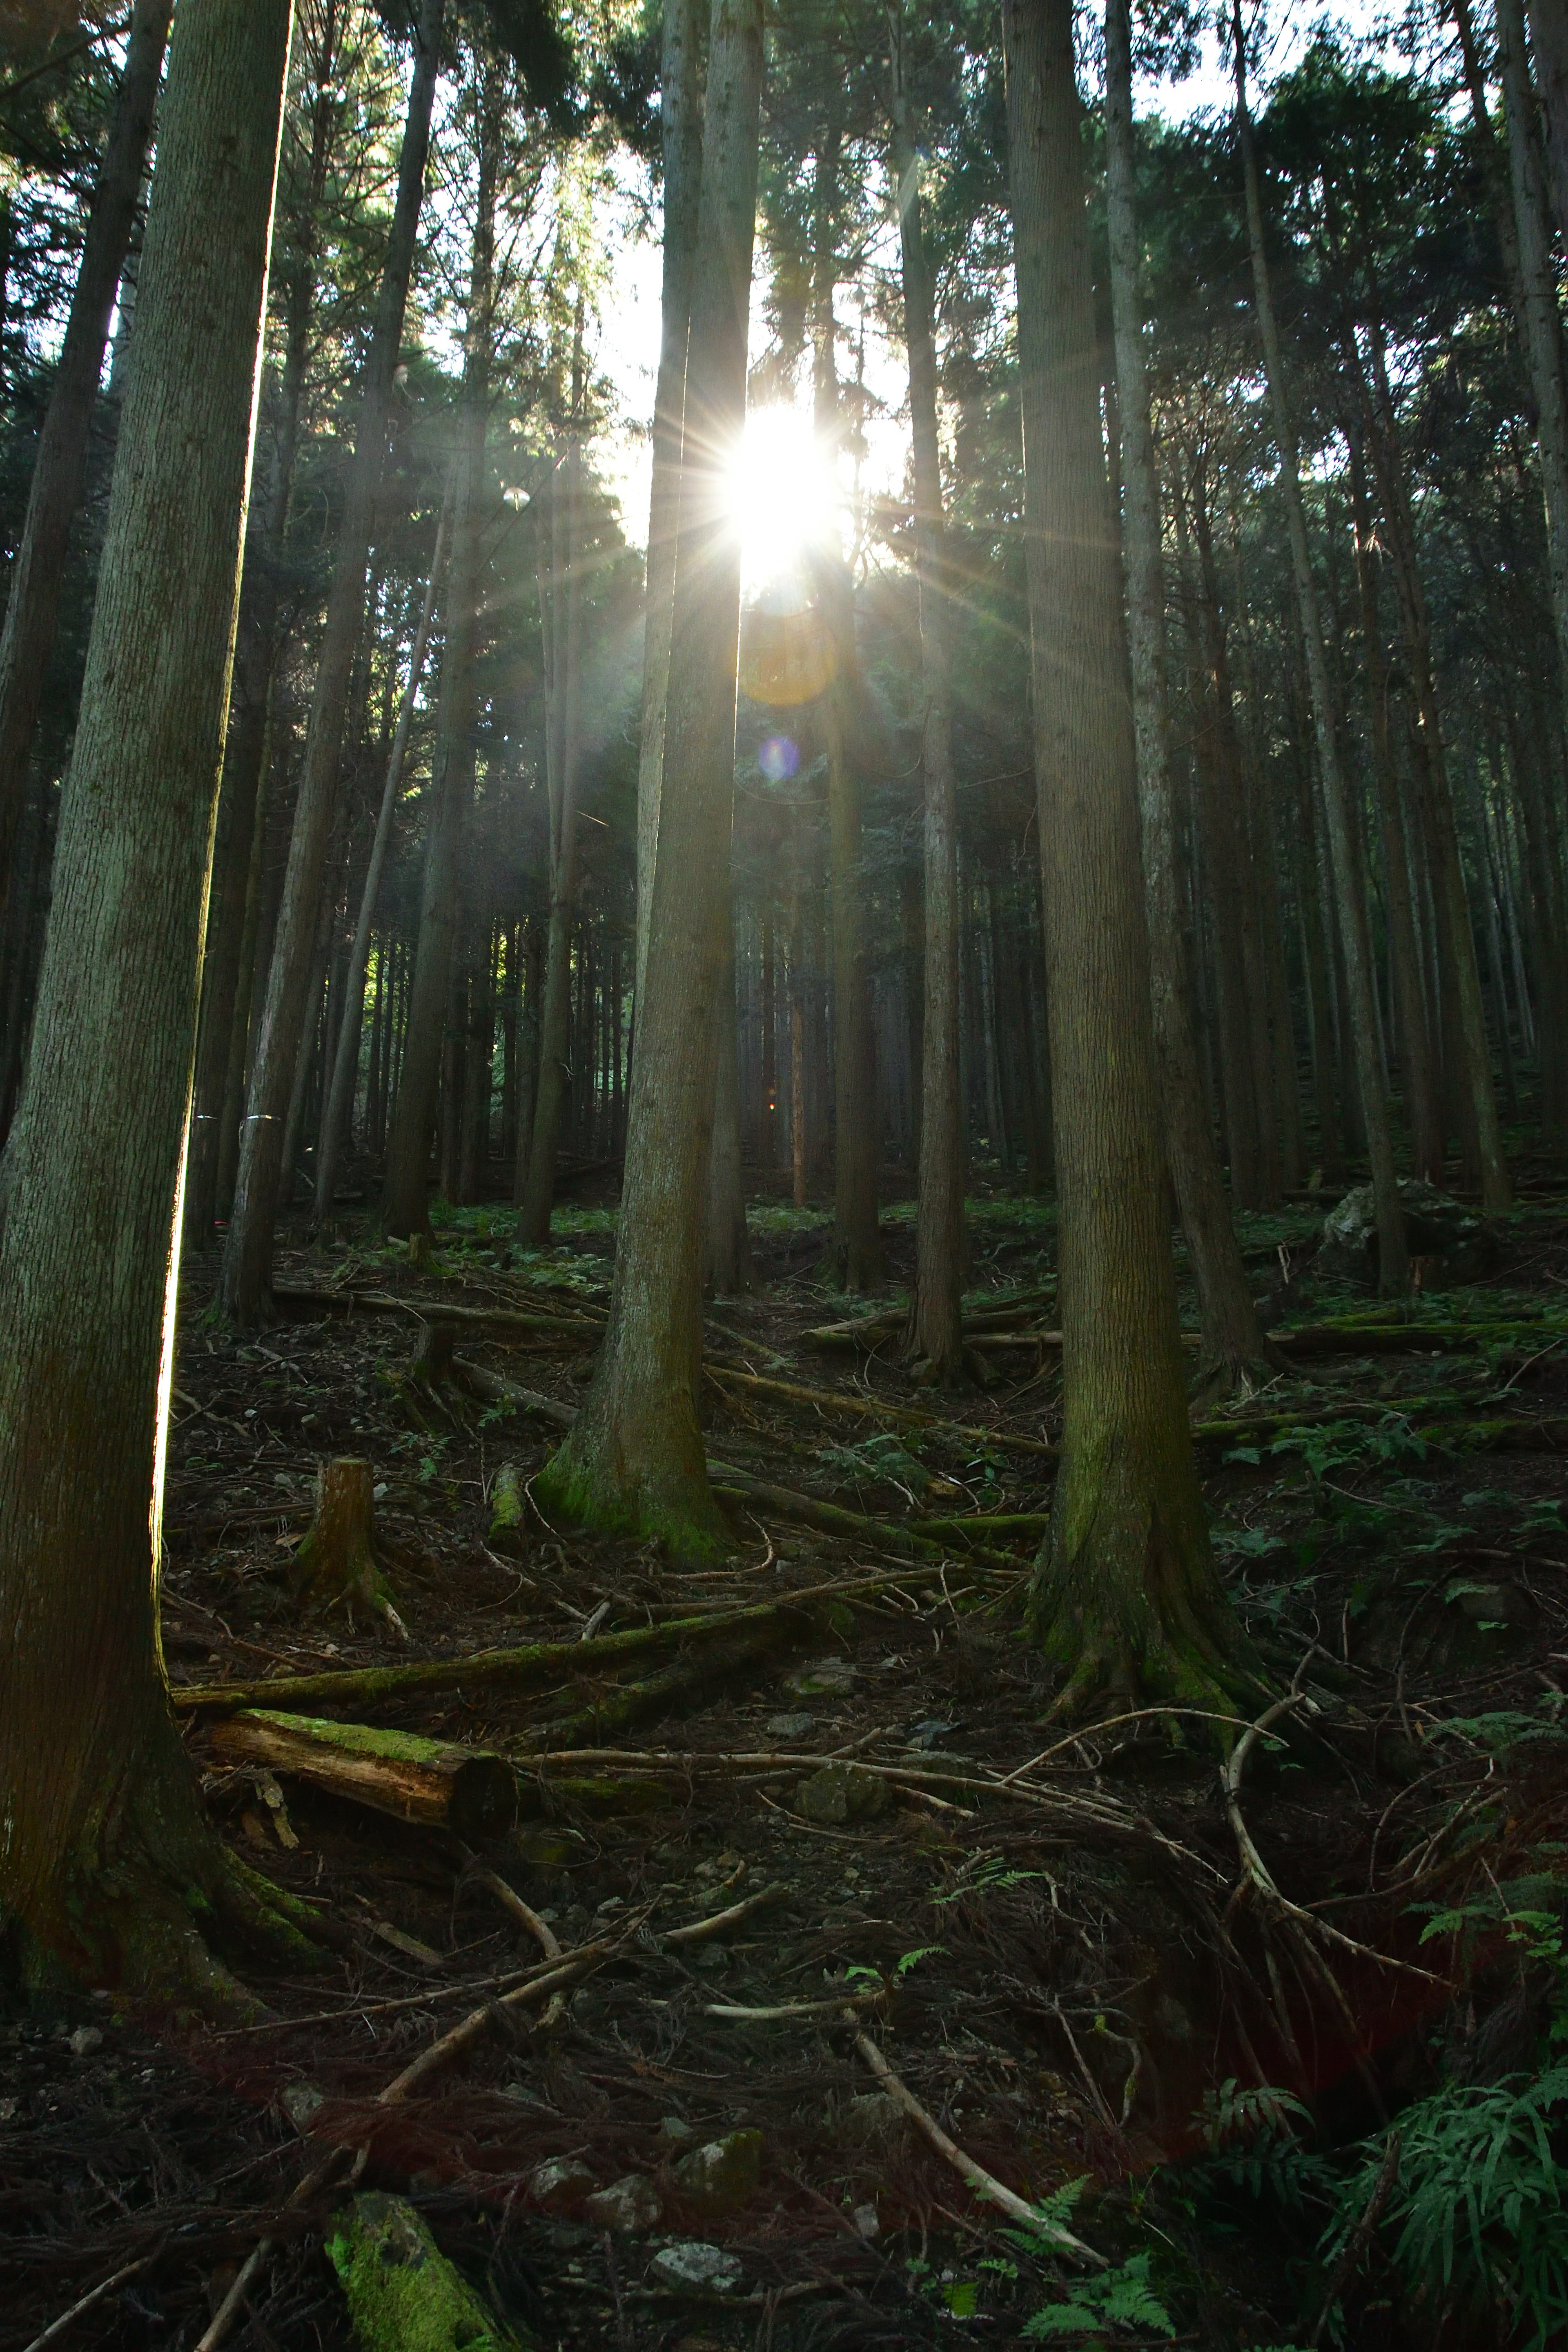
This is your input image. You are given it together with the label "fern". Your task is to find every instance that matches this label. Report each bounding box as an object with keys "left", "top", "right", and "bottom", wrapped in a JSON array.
[{"left": 1016, "top": 2249, "right": 1175, "bottom": 2341}]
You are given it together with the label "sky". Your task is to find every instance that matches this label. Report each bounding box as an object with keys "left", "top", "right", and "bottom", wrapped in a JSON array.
[{"left": 592, "top": 2, "right": 1413, "bottom": 559}]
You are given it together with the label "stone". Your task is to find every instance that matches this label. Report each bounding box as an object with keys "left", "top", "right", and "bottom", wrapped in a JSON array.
[
  {"left": 765, "top": 1711, "right": 816, "bottom": 1740},
  {"left": 67, "top": 2026, "right": 103, "bottom": 2058},
  {"left": 783, "top": 1657, "right": 855, "bottom": 1698},
  {"left": 658, "top": 2114, "right": 697, "bottom": 2147},
  {"left": 280, "top": 2079, "right": 324, "bottom": 2132},
  {"left": 852, "top": 2203, "right": 881, "bottom": 2239},
  {"left": 527, "top": 2157, "right": 596, "bottom": 2212},
  {"left": 583, "top": 2173, "right": 662, "bottom": 2232},
  {"left": 1317, "top": 1180, "right": 1499, "bottom": 1290},
  {"left": 841, "top": 2091, "right": 905, "bottom": 2149},
  {"left": 795, "top": 1762, "right": 890, "bottom": 1825},
  {"left": 650, "top": 2242, "right": 744, "bottom": 2295},
  {"left": 673, "top": 2129, "right": 764, "bottom": 2216}
]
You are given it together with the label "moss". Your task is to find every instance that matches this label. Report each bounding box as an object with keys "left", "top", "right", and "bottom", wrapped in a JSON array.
[
  {"left": 534, "top": 1445, "right": 733, "bottom": 1567},
  {"left": 327, "top": 2193, "right": 530, "bottom": 2350}
]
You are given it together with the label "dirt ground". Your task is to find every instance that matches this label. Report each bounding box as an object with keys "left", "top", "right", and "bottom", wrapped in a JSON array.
[{"left": 6, "top": 1174, "right": 1568, "bottom": 2351}]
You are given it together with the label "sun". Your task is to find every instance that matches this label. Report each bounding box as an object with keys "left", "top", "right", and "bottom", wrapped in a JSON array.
[{"left": 724, "top": 404, "right": 837, "bottom": 597}]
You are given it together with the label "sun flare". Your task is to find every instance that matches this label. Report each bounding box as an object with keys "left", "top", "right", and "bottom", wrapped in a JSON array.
[{"left": 724, "top": 404, "right": 837, "bottom": 596}]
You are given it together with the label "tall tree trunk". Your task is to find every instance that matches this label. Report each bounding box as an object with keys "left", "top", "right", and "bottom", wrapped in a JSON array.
[
  {"left": 1232, "top": 4, "right": 1407, "bottom": 1288},
  {"left": 222, "top": 0, "right": 444, "bottom": 1319},
  {"left": 635, "top": 0, "right": 707, "bottom": 999},
  {"left": 1103, "top": 0, "right": 1275, "bottom": 1393},
  {"left": 382, "top": 104, "right": 497, "bottom": 1240},
  {"left": 1002, "top": 0, "right": 1256, "bottom": 1712},
  {"left": 1528, "top": 0, "right": 1568, "bottom": 240},
  {"left": 813, "top": 131, "right": 884, "bottom": 1292},
  {"left": 890, "top": 0, "right": 964, "bottom": 1380},
  {"left": 537, "top": 0, "right": 763, "bottom": 1561},
  {"left": 703, "top": 896, "right": 755, "bottom": 1292},
  {"left": 0, "top": 0, "right": 173, "bottom": 912},
  {"left": 518, "top": 305, "right": 587, "bottom": 1244},
  {"left": 0, "top": 0, "right": 315, "bottom": 1999},
  {"left": 317, "top": 486, "right": 451, "bottom": 1218}
]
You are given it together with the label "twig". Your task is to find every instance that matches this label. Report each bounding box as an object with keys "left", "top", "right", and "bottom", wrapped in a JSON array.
[
  {"left": 999, "top": 1705, "right": 1261, "bottom": 1782},
  {"left": 22, "top": 2248, "right": 161, "bottom": 2352},
  {"left": 664, "top": 1880, "right": 787, "bottom": 1946},
  {"left": 849, "top": 2023, "right": 1103, "bottom": 2264}
]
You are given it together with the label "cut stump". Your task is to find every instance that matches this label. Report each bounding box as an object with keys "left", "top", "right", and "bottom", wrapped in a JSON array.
[
  {"left": 327, "top": 2191, "right": 532, "bottom": 2349},
  {"left": 291, "top": 1457, "right": 404, "bottom": 1636}
]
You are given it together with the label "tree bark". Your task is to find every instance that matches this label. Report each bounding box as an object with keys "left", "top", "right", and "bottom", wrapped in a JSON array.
[
  {"left": 1103, "top": 0, "right": 1276, "bottom": 1394},
  {"left": 1002, "top": 0, "right": 1256, "bottom": 1713},
  {"left": 635, "top": 0, "right": 707, "bottom": 1000},
  {"left": 0, "top": 0, "right": 318, "bottom": 2002},
  {"left": 1232, "top": 3, "right": 1407, "bottom": 1289},
  {"left": 890, "top": 0, "right": 964, "bottom": 1383},
  {"left": 1529, "top": 0, "right": 1568, "bottom": 241},
  {"left": 223, "top": 0, "right": 445, "bottom": 1318},
  {"left": 536, "top": 0, "right": 763, "bottom": 1561},
  {"left": 703, "top": 894, "right": 755, "bottom": 1293},
  {"left": 0, "top": 0, "right": 173, "bottom": 914}
]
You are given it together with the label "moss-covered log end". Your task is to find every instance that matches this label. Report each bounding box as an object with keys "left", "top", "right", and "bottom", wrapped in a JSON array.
[
  {"left": 534, "top": 1441, "right": 733, "bottom": 1567},
  {"left": 327, "top": 2192, "right": 532, "bottom": 2350}
]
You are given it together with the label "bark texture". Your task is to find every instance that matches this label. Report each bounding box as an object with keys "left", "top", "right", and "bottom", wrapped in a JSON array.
[
  {"left": 0, "top": 0, "right": 316, "bottom": 1999},
  {"left": 1003, "top": 0, "right": 1256, "bottom": 1713},
  {"left": 537, "top": 0, "right": 764, "bottom": 1561},
  {"left": 1104, "top": 0, "right": 1276, "bottom": 1397}
]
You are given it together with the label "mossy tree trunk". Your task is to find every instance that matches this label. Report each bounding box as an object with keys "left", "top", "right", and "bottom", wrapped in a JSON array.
[
  {"left": 1001, "top": 0, "right": 1260, "bottom": 1715},
  {"left": 222, "top": 0, "right": 444, "bottom": 1320},
  {"left": 889, "top": 0, "right": 964, "bottom": 1384},
  {"left": 1103, "top": 0, "right": 1278, "bottom": 1400},
  {"left": 0, "top": 0, "right": 321, "bottom": 2002},
  {"left": 536, "top": 0, "right": 764, "bottom": 1562}
]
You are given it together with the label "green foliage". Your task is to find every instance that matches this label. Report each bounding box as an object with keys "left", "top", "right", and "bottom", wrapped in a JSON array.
[
  {"left": 1184, "top": 2080, "right": 1337, "bottom": 2218},
  {"left": 1324, "top": 2073, "right": 1568, "bottom": 2352},
  {"left": 932, "top": 1851, "right": 1048, "bottom": 1905}
]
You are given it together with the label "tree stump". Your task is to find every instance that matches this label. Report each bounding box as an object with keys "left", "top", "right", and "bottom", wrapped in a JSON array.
[
  {"left": 291, "top": 1458, "right": 404, "bottom": 1636},
  {"left": 327, "top": 2193, "right": 531, "bottom": 2350},
  {"left": 489, "top": 1462, "right": 526, "bottom": 1555}
]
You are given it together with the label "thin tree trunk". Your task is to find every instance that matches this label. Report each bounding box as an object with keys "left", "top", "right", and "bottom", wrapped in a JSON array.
[
  {"left": 537, "top": 0, "right": 764, "bottom": 1560},
  {"left": 1232, "top": 3, "right": 1407, "bottom": 1288},
  {"left": 1528, "top": 0, "right": 1568, "bottom": 241},
  {"left": 382, "top": 100, "right": 496, "bottom": 1239},
  {"left": 317, "top": 484, "right": 451, "bottom": 1217},
  {"left": 635, "top": 0, "right": 707, "bottom": 1000},
  {"left": 1003, "top": 0, "right": 1255, "bottom": 1711},
  {"left": 703, "top": 896, "right": 755, "bottom": 1292},
  {"left": 0, "top": 0, "right": 173, "bottom": 911},
  {"left": 890, "top": 0, "right": 963, "bottom": 1380},
  {"left": 1104, "top": 0, "right": 1276, "bottom": 1392},
  {"left": 223, "top": 0, "right": 444, "bottom": 1318},
  {"left": 0, "top": 0, "right": 308, "bottom": 1996}
]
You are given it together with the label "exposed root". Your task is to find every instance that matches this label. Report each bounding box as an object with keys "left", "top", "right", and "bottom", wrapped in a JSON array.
[
  {"left": 1188, "top": 1341, "right": 1289, "bottom": 1414},
  {"left": 532, "top": 1445, "right": 734, "bottom": 1568}
]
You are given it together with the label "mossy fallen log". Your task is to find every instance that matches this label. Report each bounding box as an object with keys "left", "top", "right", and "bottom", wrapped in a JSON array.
[
  {"left": 274, "top": 1284, "right": 600, "bottom": 1337},
  {"left": 804, "top": 1290, "right": 1056, "bottom": 1352},
  {"left": 522, "top": 1626, "right": 797, "bottom": 1751},
  {"left": 327, "top": 2192, "right": 533, "bottom": 2350},
  {"left": 704, "top": 1363, "right": 1057, "bottom": 1457},
  {"left": 206, "top": 1710, "right": 519, "bottom": 1840}
]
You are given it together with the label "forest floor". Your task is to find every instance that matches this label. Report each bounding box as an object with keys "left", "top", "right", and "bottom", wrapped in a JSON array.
[{"left": 7, "top": 1172, "right": 1568, "bottom": 2352}]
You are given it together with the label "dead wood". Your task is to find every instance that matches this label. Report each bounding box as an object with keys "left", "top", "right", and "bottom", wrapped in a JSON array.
[
  {"left": 290, "top": 1457, "right": 404, "bottom": 1636},
  {"left": 205, "top": 1711, "right": 518, "bottom": 1841}
]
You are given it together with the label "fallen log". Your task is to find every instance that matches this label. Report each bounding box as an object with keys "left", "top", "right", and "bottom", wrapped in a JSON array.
[
  {"left": 804, "top": 1290, "right": 1056, "bottom": 1352},
  {"left": 704, "top": 1363, "right": 1057, "bottom": 1457},
  {"left": 273, "top": 1284, "right": 600, "bottom": 1338},
  {"left": 205, "top": 1711, "right": 519, "bottom": 1841},
  {"left": 327, "top": 2193, "right": 534, "bottom": 2351}
]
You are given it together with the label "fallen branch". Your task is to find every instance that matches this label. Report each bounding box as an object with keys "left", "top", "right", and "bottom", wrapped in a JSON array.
[
  {"left": 704, "top": 1363, "right": 1057, "bottom": 1458},
  {"left": 664, "top": 1879, "right": 786, "bottom": 1946},
  {"left": 849, "top": 2023, "right": 1102, "bottom": 2263},
  {"left": 205, "top": 1711, "right": 518, "bottom": 1841}
]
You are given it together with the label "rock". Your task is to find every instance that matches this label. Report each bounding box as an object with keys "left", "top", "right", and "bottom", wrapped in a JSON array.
[
  {"left": 673, "top": 2129, "right": 764, "bottom": 2216},
  {"left": 650, "top": 2242, "right": 744, "bottom": 2295},
  {"left": 658, "top": 2114, "right": 697, "bottom": 2148},
  {"left": 583, "top": 2173, "right": 662, "bottom": 2232},
  {"left": 1317, "top": 1180, "right": 1499, "bottom": 1290},
  {"left": 326, "top": 2192, "right": 527, "bottom": 2350},
  {"left": 841, "top": 2090, "right": 905, "bottom": 2149},
  {"left": 783, "top": 1657, "right": 855, "bottom": 1698},
  {"left": 280, "top": 2079, "right": 324, "bottom": 2132},
  {"left": 795, "top": 1762, "right": 890, "bottom": 1824},
  {"left": 67, "top": 2026, "right": 103, "bottom": 2058},
  {"left": 526, "top": 2157, "right": 596, "bottom": 2212},
  {"left": 906, "top": 1718, "right": 959, "bottom": 1751},
  {"left": 852, "top": 2203, "right": 881, "bottom": 2239},
  {"left": 765, "top": 1711, "right": 816, "bottom": 1740}
]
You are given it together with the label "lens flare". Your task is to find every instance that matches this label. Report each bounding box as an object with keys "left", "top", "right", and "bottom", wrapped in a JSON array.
[
  {"left": 759, "top": 735, "right": 800, "bottom": 781},
  {"left": 725, "top": 405, "right": 836, "bottom": 594}
]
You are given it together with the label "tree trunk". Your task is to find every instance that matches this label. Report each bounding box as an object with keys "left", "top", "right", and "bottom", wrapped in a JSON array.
[
  {"left": 1103, "top": 0, "right": 1276, "bottom": 1394},
  {"left": 536, "top": 0, "right": 764, "bottom": 1561},
  {"left": 1002, "top": 0, "right": 1256, "bottom": 1713},
  {"left": 381, "top": 106, "right": 497, "bottom": 1241},
  {"left": 0, "top": 0, "right": 173, "bottom": 913},
  {"left": 890, "top": 0, "right": 964, "bottom": 1381},
  {"left": 1528, "top": 0, "right": 1568, "bottom": 242},
  {"left": 0, "top": 0, "right": 316, "bottom": 2001},
  {"left": 518, "top": 313, "right": 587, "bottom": 1244},
  {"left": 703, "top": 897, "right": 755, "bottom": 1294},
  {"left": 1232, "top": 3, "right": 1407, "bottom": 1289},
  {"left": 319, "top": 485, "right": 452, "bottom": 1218},
  {"left": 222, "top": 0, "right": 444, "bottom": 1318},
  {"left": 635, "top": 0, "right": 707, "bottom": 999}
]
